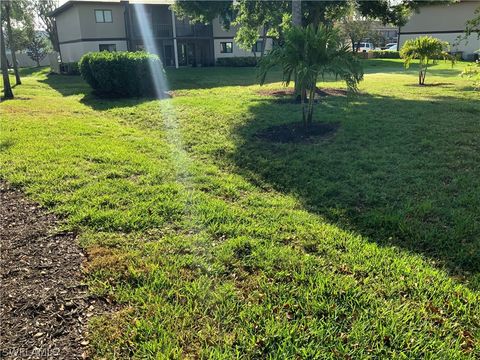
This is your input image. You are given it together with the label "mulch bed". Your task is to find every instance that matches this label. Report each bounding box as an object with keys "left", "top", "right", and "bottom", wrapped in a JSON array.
[
  {"left": 257, "top": 87, "right": 348, "bottom": 100},
  {"left": 0, "top": 183, "right": 96, "bottom": 359},
  {"left": 255, "top": 122, "right": 340, "bottom": 143}
]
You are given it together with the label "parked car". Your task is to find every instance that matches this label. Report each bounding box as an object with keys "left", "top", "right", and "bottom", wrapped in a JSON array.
[
  {"left": 382, "top": 43, "right": 398, "bottom": 50},
  {"left": 385, "top": 44, "right": 398, "bottom": 51},
  {"left": 356, "top": 42, "right": 374, "bottom": 52}
]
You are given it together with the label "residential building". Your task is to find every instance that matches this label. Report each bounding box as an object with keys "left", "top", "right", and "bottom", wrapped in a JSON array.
[
  {"left": 50, "top": 0, "right": 273, "bottom": 67},
  {"left": 399, "top": 0, "right": 480, "bottom": 60}
]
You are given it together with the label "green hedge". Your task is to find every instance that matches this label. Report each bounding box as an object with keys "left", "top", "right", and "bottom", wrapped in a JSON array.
[
  {"left": 371, "top": 50, "right": 401, "bottom": 59},
  {"left": 216, "top": 57, "right": 258, "bottom": 67},
  {"left": 79, "top": 51, "right": 160, "bottom": 97}
]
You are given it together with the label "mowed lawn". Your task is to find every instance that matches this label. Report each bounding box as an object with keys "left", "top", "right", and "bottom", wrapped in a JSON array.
[{"left": 1, "top": 60, "right": 479, "bottom": 358}]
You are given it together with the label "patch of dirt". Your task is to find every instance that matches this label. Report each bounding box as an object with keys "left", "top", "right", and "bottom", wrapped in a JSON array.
[
  {"left": 406, "top": 82, "right": 454, "bottom": 88},
  {"left": 255, "top": 122, "right": 340, "bottom": 143},
  {"left": 257, "top": 87, "right": 348, "bottom": 100},
  {"left": 315, "top": 87, "right": 348, "bottom": 97},
  {"left": 0, "top": 183, "right": 101, "bottom": 359}
]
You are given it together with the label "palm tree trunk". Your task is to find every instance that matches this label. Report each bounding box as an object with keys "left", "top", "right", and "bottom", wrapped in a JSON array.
[
  {"left": 1, "top": 20, "right": 14, "bottom": 99},
  {"left": 307, "top": 86, "right": 315, "bottom": 124},
  {"left": 301, "top": 85, "right": 307, "bottom": 128},
  {"left": 292, "top": 0, "right": 302, "bottom": 102},
  {"left": 5, "top": 2, "right": 21, "bottom": 85}
]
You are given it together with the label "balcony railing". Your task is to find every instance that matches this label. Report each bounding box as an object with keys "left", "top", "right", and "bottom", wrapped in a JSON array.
[
  {"left": 133, "top": 22, "right": 212, "bottom": 38},
  {"left": 175, "top": 23, "right": 212, "bottom": 37},
  {"left": 153, "top": 23, "right": 173, "bottom": 38}
]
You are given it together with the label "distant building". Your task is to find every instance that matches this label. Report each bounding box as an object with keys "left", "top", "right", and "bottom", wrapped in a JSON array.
[
  {"left": 49, "top": 0, "right": 272, "bottom": 67},
  {"left": 399, "top": 0, "right": 480, "bottom": 60}
]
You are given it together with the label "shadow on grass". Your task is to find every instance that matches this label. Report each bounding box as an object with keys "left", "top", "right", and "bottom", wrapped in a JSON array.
[
  {"left": 39, "top": 73, "right": 90, "bottom": 97},
  {"left": 230, "top": 90, "right": 480, "bottom": 289}
]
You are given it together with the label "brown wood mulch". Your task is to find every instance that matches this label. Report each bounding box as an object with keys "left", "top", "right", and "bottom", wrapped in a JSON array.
[
  {"left": 0, "top": 182, "right": 95, "bottom": 359},
  {"left": 257, "top": 87, "right": 348, "bottom": 98}
]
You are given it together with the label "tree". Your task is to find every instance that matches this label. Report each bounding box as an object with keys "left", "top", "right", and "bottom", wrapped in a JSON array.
[
  {"left": 340, "top": 16, "right": 374, "bottom": 52},
  {"left": 461, "top": 60, "right": 479, "bottom": 90},
  {"left": 0, "top": 13, "right": 14, "bottom": 99},
  {"left": 26, "top": 33, "right": 48, "bottom": 67},
  {"left": 34, "top": 0, "right": 59, "bottom": 52},
  {"left": 400, "top": 36, "right": 452, "bottom": 85},
  {"left": 233, "top": 1, "right": 287, "bottom": 57},
  {"left": 465, "top": 6, "right": 480, "bottom": 39},
  {"left": 259, "top": 24, "right": 363, "bottom": 128},
  {"left": 172, "top": 1, "right": 233, "bottom": 26},
  {"left": 2, "top": 1, "right": 20, "bottom": 85},
  {"left": 1, "top": 0, "right": 33, "bottom": 85},
  {"left": 292, "top": 0, "right": 302, "bottom": 27}
]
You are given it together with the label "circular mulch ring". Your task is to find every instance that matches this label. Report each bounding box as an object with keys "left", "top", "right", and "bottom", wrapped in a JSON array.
[
  {"left": 255, "top": 122, "right": 340, "bottom": 144},
  {"left": 257, "top": 87, "right": 348, "bottom": 100}
]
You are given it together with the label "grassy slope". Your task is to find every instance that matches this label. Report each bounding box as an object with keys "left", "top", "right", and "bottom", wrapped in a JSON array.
[{"left": 1, "top": 61, "right": 479, "bottom": 358}]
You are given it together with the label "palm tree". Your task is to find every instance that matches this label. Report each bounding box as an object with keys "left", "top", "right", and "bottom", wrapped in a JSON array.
[
  {"left": 259, "top": 24, "right": 363, "bottom": 128},
  {"left": 1, "top": 10, "right": 14, "bottom": 100},
  {"left": 400, "top": 36, "right": 453, "bottom": 85}
]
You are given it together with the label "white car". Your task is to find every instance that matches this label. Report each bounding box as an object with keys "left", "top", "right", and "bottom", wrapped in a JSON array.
[
  {"left": 385, "top": 44, "right": 398, "bottom": 51},
  {"left": 357, "top": 42, "right": 374, "bottom": 52},
  {"left": 383, "top": 43, "right": 397, "bottom": 50}
]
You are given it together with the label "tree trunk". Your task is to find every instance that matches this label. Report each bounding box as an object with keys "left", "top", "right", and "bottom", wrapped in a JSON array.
[
  {"left": 301, "top": 85, "right": 307, "bottom": 128},
  {"left": 5, "top": 2, "right": 21, "bottom": 85},
  {"left": 260, "top": 26, "right": 268, "bottom": 58},
  {"left": 307, "top": 86, "right": 315, "bottom": 124},
  {"left": 292, "top": 1, "right": 302, "bottom": 102},
  {"left": 1, "top": 21, "right": 14, "bottom": 99},
  {"left": 292, "top": 0, "right": 302, "bottom": 27}
]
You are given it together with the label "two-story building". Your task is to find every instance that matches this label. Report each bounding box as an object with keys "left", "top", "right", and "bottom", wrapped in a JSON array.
[
  {"left": 50, "top": 0, "right": 272, "bottom": 67},
  {"left": 399, "top": 0, "right": 479, "bottom": 60}
]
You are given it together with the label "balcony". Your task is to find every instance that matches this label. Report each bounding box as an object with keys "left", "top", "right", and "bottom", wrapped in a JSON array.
[
  {"left": 175, "top": 22, "right": 212, "bottom": 38},
  {"left": 153, "top": 23, "right": 173, "bottom": 38}
]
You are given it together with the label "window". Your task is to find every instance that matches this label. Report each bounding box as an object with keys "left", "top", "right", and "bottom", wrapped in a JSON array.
[
  {"left": 220, "top": 42, "right": 233, "bottom": 54},
  {"left": 99, "top": 44, "right": 116, "bottom": 52},
  {"left": 252, "top": 40, "right": 264, "bottom": 53},
  {"left": 95, "top": 9, "right": 112, "bottom": 23}
]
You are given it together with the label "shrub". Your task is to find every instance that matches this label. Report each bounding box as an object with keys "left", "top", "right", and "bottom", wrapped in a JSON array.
[
  {"left": 371, "top": 50, "right": 400, "bottom": 59},
  {"left": 79, "top": 51, "right": 160, "bottom": 97},
  {"left": 216, "top": 57, "right": 257, "bottom": 67},
  {"left": 461, "top": 59, "right": 480, "bottom": 90},
  {"left": 60, "top": 62, "right": 80, "bottom": 75}
]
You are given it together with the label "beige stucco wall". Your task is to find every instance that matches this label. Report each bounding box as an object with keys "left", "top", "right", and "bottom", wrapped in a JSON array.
[
  {"left": 213, "top": 38, "right": 273, "bottom": 59},
  {"left": 77, "top": 3, "right": 126, "bottom": 39},
  {"left": 401, "top": 1, "right": 479, "bottom": 33},
  {"left": 400, "top": 33, "right": 479, "bottom": 57},
  {"left": 212, "top": 18, "right": 273, "bottom": 59},
  {"left": 56, "top": 6, "right": 81, "bottom": 43},
  {"left": 60, "top": 40, "right": 128, "bottom": 62},
  {"left": 399, "top": 0, "right": 480, "bottom": 57}
]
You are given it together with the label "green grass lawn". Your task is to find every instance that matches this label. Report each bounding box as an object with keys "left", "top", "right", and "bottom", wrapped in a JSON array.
[{"left": 1, "top": 60, "right": 479, "bottom": 358}]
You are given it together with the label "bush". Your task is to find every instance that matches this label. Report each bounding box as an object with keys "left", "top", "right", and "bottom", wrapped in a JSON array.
[
  {"left": 79, "top": 51, "right": 160, "bottom": 97},
  {"left": 371, "top": 50, "right": 401, "bottom": 59},
  {"left": 60, "top": 62, "right": 80, "bottom": 75},
  {"left": 216, "top": 57, "right": 257, "bottom": 67}
]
